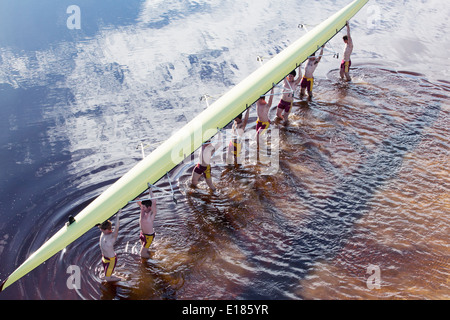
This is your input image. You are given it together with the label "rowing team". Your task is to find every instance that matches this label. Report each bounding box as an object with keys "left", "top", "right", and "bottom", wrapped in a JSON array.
[
  {"left": 97, "top": 22, "right": 353, "bottom": 282},
  {"left": 192, "top": 22, "right": 353, "bottom": 189}
]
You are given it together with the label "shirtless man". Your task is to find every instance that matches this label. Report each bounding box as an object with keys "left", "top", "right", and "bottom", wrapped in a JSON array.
[
  {"left": 228, "top": 108, "right": 250, "bottom": 165},
  {"left": 340, "top": 21, "right": 353, "bottom": 81},
  {"left": 191, "top": 137, "right": 221, "bottom": 191},
  {"left": 256, "top": 88, "right": 274, "bottom": 149},
  {"left": 300, "top": 45, "right": 325, "bottom": 101},
  {"left": 137, "top": 191, "right": 157, "bottom": 259},
  {"left": 276, "top": 66, "right": 302, "bottom": 121},
  {"left": 98, "top": 210, "right": 121, "bottom": 282}
]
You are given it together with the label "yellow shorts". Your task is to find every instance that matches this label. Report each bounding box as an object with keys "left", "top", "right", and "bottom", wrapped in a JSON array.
[
  {"left": 194, "top": 163, "right": 211, "bottom": 179},
  {"left": 300, "top": 77, "right": 314, "bottom": 92},
  {"left": 340, "top": 59, "right": 351, "bottom": 73},
  {"left": 102, "top": 255, "right": 117, "bottom": 277},
  {"left": 140, "top": 232, "right": 155, "bottom": 249},
  {"left": 229, "top": 140, "right": 242, "bottom": 156},
  {"left": 256, "top": 119, "right": 270, "bottom": 136}
]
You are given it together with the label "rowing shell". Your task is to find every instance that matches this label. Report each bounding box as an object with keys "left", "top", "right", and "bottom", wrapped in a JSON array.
[{"left": 0, "top": 0, "right": 368, "bottom": 293}]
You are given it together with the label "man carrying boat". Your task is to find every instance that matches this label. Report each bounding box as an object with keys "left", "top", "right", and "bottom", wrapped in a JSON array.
[
  {"left": 256, "top": 87, "right": 274, "bottom": 151},
  {"left": 227, "top": 108, "right": 250, "bottom": 166},
  {"left": 340, "top": 21, "right": 353, "bottom": 81},
  {"left": 137, "top": 191, "right": 157, "bottom": 259},
  {"left": 98, "top": 210, "right": 122, "bottom": 282},
  {"left": 300, "top": 45, "right": 325, "bottom": 101},
  {"left": 191, "top": 137, "right": 221, "bottom": 192},
  {"left": 276, "top": 65, "right": 302, "bottom": 120}
]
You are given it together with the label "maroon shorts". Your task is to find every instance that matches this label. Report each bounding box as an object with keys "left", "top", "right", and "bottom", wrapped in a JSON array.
[
  {"left": 277, "top": 99, "right": 292, "bottom": 113},
  {"left": 194, "top": 163, "right": 211, "bottom": 179},
  {"left": 256, "top": 119, "right": 270, "bottom": 134},
  {"left": 140, "top": 232, "right": 155, "bottom": 249},
  {"left": 300, "top": 77, "right": 314, "bottom": 92}
]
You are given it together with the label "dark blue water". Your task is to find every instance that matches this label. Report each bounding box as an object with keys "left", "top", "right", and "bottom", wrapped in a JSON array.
[{"left": 1, "top": 0, "right": 449, "bottom": 300}]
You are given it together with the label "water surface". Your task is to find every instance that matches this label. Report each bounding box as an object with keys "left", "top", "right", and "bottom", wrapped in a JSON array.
[{"left": 0, "top": 0, "right": 449, "bottom": 299}]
